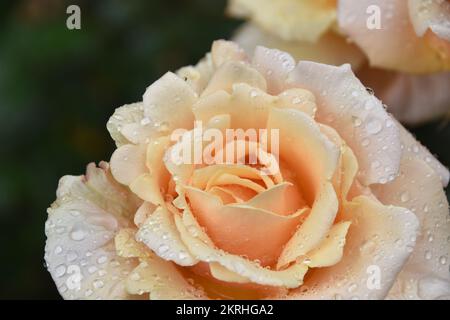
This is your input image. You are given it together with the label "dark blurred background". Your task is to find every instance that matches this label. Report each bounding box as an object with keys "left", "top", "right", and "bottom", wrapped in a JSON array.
[{"left": 0, "top": 0, "right": 448, "bottom": 299}]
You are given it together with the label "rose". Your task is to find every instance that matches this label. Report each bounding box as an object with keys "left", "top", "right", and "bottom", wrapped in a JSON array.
[
  {"left": 44, "top": 40, "right": 450, "bottom": 300},
  {"left": 228, "top": 0, "right": 450, "bottom": 124}
]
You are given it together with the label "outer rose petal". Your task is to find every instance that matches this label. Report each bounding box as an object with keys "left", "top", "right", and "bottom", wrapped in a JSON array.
[
  {"left": 408, "top": 0, "right": 450, "bottom": 41},
  {"left": 107, "top": 102, "right": 152, "bottom": 147},
  {"left": 110, "top": 144, "right": 147, "bottom": 186},
  {"left": 338, "top": 0, "right": 450, "bottom": 73},
  {"left": 288, "top": 61, "right": 401, "bottom": 186},
  {"left": 393, "top": 119, "right": 449, "bottom": 186},
  {"left": 126, "top": 258, "right": 206, "bottom": 300},
  {"left": 285, "top": 196, "right": 418, "bottom": 300},
  {"left": 44, "top": 163, "right": 142, "bottom": 299},
  {"left": 358, "top": 66, "right": 450, "bottom": 125},
  {"left": 143, "top": 72, "right": 197, "bottom": 132},
  {"left": 228, "top": 0, "right": 337, "bottom": 43},
  {"left": 136, "top": 205, "right": 198, "bottom": 266},
  {"left": 233, "top": 23, "right": 365, "bottom": 70},
  {"left": 372, "top": 158, "right": 450, "bottom": 299}
]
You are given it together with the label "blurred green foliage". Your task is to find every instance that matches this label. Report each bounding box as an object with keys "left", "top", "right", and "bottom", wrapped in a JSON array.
[
  {"left": 0, "top": 0, "right": 239, "bottom": 299},
  {"left": 0, "top": 0, "right": 448, "bottom": 299}
]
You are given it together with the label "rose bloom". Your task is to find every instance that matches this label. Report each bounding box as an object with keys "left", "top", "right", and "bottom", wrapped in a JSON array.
[
  {"left": 228, "top": 0, "right": 450, "bottom": 125},
  {"left": 44, "top": 40, "right": 450, "bottom": 300}
]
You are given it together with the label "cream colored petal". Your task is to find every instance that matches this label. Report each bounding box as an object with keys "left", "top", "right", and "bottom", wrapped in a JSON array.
[
  {"left": 126, "top": 258, "right": 206, "bottom": 299},
  {"left": 277, "top": 88, "right": 317, "bottom": 118},
  {"left": 207, "top": 172, "right": 266, "bottom": 193},
  {"left": 107, "top": 102, "right": 156, "bottom": 147},
  {"left": 338, "top": 0, "right": 450, "bottom": 73},
  {"left": 277, "top": 183, "right": 339, "bottom": 269},
  {"left": 194, "top": 84, "right": 276, "bottom": 129},
  {"left": 252, "top": 46, "right": 295, "bottom": 94},
  {"left": 174, "top": 214, "right": 308, "bottom": 288},
  {"left": 129, "top": 136, "right": 171, "bottom": 205},
  {"left": 372, "top": 158, "right": 450, "bottom": 299},
  {"left": 233, "top": 23, "right": 366, "bottom": 70},
  {"left": 397, "top": 119, "right": 449, "bottom": 186},
  {"left": 289, "top": 61, "right": 401, "bottom": 186},
  {"left": 358, "top": 67, "right": 450, "bottom": 125},
  {"left": 307, "top": 221, "right": 351, "bottom": 268},
  {"left": 267, "top": 107, "right": 340, "bottom": 202},
  {"left": 320, "top": 124, "right": 359, "bottom": 201},
  {"left": 285, "top": 196, "right": 419, "bottom": 300},
  {"left": 115, "top": 228, "right": 150, "bottom": 259},
  {"left": 185, "top": 186, "right": 305, "bottom": 267},
  {"left": 143, "top": 72, "right": 197, "bottom": 132},
  {"left": 136, "top": 205, "right": 198, "bottom": 266},
  {"left": 110, "top": 144, "right": 147, "bottom": 186},
  {"left": 44, "top": 163, "right": 142, "bottom": 300},
  {"left": 201, "top": 61, "right": 267, "bottom": 97},
  {"left": 192, "top": 164, "right": 272, "bottom": 190},
  {"left": 211, "top": 40, "right": 249, "bottom": 68},
  {"left": 408, "top": 0, "right": 450, "bottom": 40},
  {"left": 246, "top": 182, "right": 306, "bottom": 215},
  {"left": 228, "top": 0, "right": 337, "bottom": 43},
  {"left": 177, "top": 53, "right": 214, "bottom": 95},
  {"left": 209, "top": 263, "right": 251, "bottom": 284}
]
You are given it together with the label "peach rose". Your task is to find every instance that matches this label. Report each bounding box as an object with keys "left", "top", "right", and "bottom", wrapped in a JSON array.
[
  {"left": 228, "top": 0, "right": 450, "bottom": 124},
  {"left": 44, "top": 41, "right": 450, "bottom": 300}
]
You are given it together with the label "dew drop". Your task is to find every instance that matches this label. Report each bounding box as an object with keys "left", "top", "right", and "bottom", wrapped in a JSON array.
[
  {"left": 140, "top": 117, "right": 151, "bottom": 126},
  {"left": 93, "top": 280, "right": 104, "bottom": 289},
  {"left": 55, "top": 264, "right": 66, "bottom": 278},
  {"left": 97, "top": 256, "right": 107, "bottom": 264},
  {"left": 366, "top": 119, "right": 382, "bottom": 134},
  {"left": 70, "top": 226, "right": 86, "bottom": 241},
  {"left": 425, "top": 250, "right": 432, "bottom": 260},
  {"left": 439, "top": 256, "right": 447, "bottom": 265},
  {"left": 400, "top": 191, "right": 410, "bottom": 203},
  {"left": 54, "top": 246, "right": 63, "bottom": 255},
  {"left": 158, "top": 244, "right": 169, "bottom": 254}
]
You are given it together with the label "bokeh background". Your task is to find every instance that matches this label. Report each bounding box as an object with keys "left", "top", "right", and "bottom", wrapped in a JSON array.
[{"left": 0, "top": 0, "right": 448, "bottom": 299}]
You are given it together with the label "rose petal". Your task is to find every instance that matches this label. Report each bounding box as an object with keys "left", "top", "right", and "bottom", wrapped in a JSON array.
[
  {"left": 358, "top": 66, "right": 450, "bottom": 125},
  {"left": 110, "top": 144, "right": 147, "bottom": 186},
  {"left": 107, "top": 102, "right": 156, "bottom": 147},
  {"left": 252, "top": 46, "right": 295, "bottom": 94},
  {"left": 177, "top": 54, "right": 214, "bottom": 95},
  {"left": 246, "top": 182, "right": 306, "bottom": 215},
  {"left": 277, "top": 183, "right": 339, "bottom": 269},
  {"left": 143, "top": 72, "right": 197, "bottom": 132},
  {"left": 285, "top": 196, "right": 419, "bottom": 299},
  {"left": 129, "top": 136, "right": 171, "bottom": 205},
  {"left": 338, "top": 0, "right": 450, "bottom": 72},
  {"left": 408, "top": 0, "right": 450, "bottom": 41},
  {"left": 372, "top": 158, "right": 450, "bottom": 299},
  {"left": 307, "top": 221, "right": 351, "bottom": 268},
  {"left": 233, "top": 23, "right": 366, "bottom": 70},
  {"left": 44, "top": 163, "right": 142, "bottom": 299},
  {"left": 201, "top": 61, "right": 267, "bottom": 97},
  {"left": 397, "top": 119, "right": 449, "bottom": 186},
  {"left": 209, "top": 263, "right": 251, "bottom": 284},
  {"left": 185, "top": 186, "right": 306, "bottom": 267},
  {"left": 174, "top": 214, "right": 309, "bottom": 288},
  {"left": 267, "top": 107, "right": 340, "bottom": 202},
  {"left": 228, "top": 0, "right": 336, "bottom": 42},
  {"left": 211, "top": 40, "right": 249, "bottom": 68},
  {"left": 126, "top": 258, "right": 206, "bottom": 299},
  {"left": 289, "top": 61, "right": 401, "bottom": 186},
  {"left": 135, "top": 204, "right": 197, "bottom": 266}
]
